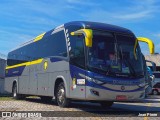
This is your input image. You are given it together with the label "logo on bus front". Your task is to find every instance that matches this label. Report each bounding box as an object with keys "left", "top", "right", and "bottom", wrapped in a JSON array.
[{"left": 121, "top": 86, "right": 125, "bottom": 91}]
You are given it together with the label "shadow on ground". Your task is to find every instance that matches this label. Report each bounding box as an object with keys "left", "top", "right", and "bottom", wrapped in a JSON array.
[{"left": 24, "top": 97, "right": 160, "bottom": 117}]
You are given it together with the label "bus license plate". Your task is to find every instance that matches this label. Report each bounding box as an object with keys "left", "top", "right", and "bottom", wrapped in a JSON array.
[{"left": 116, "top": 95, "right": 127, "bottom": 100}]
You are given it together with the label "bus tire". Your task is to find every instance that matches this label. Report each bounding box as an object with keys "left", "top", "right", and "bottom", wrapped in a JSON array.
[
  {"left": 55, "top": 82, "right": 70, "bottom": 107},
  {"left": 12, "top": 83, "right": 25, "bottom": 100},
  {"left": 100, "top": 101, "right": 113, "bottom": 108}
]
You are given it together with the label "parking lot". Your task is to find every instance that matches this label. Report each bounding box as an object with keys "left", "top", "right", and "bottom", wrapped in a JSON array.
[{"left": 0, "top": 95, "right": 159, "bottom": 119}]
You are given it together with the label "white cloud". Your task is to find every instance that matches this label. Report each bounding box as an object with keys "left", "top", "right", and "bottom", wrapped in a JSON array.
[
  {"left": 66, "top": 0, "right": 99, "bottom": 6},
  {"left": 82, "top": 0, "right": 159, "bottom": 23},
  {"left": 114, "top": 0, "right": 159, "bottom": 20},
  {"left": 114, "top": 10, "right": 153, "bottom": 20},
  {"left": 0, "top": 30, "right": 34, "bottom": 54}
]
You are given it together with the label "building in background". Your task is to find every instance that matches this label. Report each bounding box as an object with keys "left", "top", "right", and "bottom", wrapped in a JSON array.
[
  {"left": 0, "top": 53, "right": 7, "bottom": 94},
  {"left": 145, "top": 54, "right": 160, "bottom": 71}
]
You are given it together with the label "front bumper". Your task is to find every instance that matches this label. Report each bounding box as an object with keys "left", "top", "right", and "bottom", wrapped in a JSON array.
[{"left": 85, "top": 86, "right": 145, "bottom": 101}]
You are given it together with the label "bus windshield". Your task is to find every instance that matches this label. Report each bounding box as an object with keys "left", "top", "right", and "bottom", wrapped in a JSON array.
[{"left": 87, "top": 30, "right": 144, "bottom": 78}]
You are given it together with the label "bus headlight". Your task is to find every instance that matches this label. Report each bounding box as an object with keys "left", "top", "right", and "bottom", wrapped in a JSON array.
[
  {"left": 92, "top": 78, "right": 104, "bottom": 85},
  {"left": 84, "top": 75, "right": 105, "bottom": 85}
]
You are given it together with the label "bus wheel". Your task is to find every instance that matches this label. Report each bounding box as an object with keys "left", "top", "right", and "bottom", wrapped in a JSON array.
[
  {"left": 56, "top": 82, "right": 70, "bottom": 107},
  {"left": 100, "top": 101, "right": 113, "bottom": 108},
  {"left": 12, "top": 83, "right": 25, "bottom": 100}
]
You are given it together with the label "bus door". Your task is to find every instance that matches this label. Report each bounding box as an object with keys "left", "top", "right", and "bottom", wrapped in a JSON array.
[{"left": 69, "top": 32, "right": 86, "bottom": 99}]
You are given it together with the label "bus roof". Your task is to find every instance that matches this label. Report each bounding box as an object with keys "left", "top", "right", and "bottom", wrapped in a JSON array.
[
  {"left": 11, "top": 21, "right": 134, "bottom": 52},
  {"left": 64, "top": 21, "right": 134, "bottom": 35}
]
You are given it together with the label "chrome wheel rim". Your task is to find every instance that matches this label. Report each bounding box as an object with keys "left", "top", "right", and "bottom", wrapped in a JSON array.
[
  {"left": 13, "top": 87, "right": 17, "bottom": 97},
  {"left": 58, "top": 88, "right": 65, "bottom": 104}
]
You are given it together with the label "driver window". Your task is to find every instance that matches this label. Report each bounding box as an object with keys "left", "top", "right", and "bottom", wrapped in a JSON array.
[{"left": 69, "top": 35, "right": 85, "bottom": 68}]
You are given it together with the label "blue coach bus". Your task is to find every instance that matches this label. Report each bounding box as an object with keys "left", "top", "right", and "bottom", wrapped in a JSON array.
[{"left": 5, "top": 21, "right": 154, "bottom": 108}]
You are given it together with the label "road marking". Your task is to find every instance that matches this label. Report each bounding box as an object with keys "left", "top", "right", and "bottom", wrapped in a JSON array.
[{"left": 144, "top": 103, "right": 151, "bottom": 120}]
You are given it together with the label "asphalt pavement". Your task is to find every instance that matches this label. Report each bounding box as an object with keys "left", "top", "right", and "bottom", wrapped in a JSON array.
[{"left": 0, "top": 95, "right": 159, "bottom": 119}]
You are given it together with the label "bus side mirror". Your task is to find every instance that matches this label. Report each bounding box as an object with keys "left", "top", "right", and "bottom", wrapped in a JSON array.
[
  {"left": 146, "top": 60, "right": 156, "bottom": 72},
  {"left": 71, "top": 29, "right": 93, "bottom": 47},
  {"left": 137, "top": 37, "right": 155, "bottom": 54}
]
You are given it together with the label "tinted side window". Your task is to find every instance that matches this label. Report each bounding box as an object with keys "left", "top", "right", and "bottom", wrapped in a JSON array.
[
  {"left": 70, "top": 36, "right": 85, "bottom": 68},
  {"left": 7, "top": 52, "right": 18, "bottom": 66},
  {"left": 66, "top": 25, "right": 85, "bottom": 68},
  {"left": 37, "top": 30, "right": 67, "bottom": 58},
  {"left": 7, "top": 30, "right": 67, "bottom": 66},
  {"left": 7, "top": 45, "right": 28, "bottom": 66}
]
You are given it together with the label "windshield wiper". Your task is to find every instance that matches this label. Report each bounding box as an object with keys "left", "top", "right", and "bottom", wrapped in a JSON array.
[{"left": 118, "top": 45, "right": 136, "bottom": 77}]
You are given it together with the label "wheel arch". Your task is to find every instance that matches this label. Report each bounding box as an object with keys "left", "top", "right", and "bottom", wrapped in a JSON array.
[
  {"left": 12, "top": 79, "right": 18, "bottom": 93},
  {"left": 54, "top": 76, "right": 69, "bottom": 97}
]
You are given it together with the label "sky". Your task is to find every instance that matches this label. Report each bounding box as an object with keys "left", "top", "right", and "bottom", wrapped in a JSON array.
[{"left": 0, "top": 0, "right": 160, "bottom": 57}]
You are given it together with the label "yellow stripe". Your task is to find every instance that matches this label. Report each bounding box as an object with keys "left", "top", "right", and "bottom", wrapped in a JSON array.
[
  {"left": 34, "top": 32, "right": 46, "bottom": 42},
  {"left": 6, "top": 59, "right": 43, "bottom": 69},
  {"left": 134, "top": 39, "right": 138, "bottom": 60},
  {"left": 29, "top": 59, "right": 43, "bottom": 66}
]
